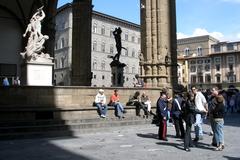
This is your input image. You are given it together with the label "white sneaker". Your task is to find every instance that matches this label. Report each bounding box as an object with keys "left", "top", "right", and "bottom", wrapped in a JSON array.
[{"left": 101, "top": 115, "right": 106, "bottom": 118}]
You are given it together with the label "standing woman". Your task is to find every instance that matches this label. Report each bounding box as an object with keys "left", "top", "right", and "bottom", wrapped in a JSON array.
[
  {"left": 183, "top": 92, "right": 202, "bottom": 152},
  {"left": 212, "top": 95, "right": 225, "bottom": 151}
]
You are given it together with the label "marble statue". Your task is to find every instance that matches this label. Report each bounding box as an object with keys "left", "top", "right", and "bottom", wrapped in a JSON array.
[{"left": 20, "top": 6, "right": 53, "bottom": 62}]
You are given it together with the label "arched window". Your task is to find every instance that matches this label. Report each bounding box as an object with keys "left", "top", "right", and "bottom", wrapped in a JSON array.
[
  {"left": 101, "top": 25, "right": 105, "bottom": 35},
  {"left": 101, "top": 42, "right": 105, "bottom": 52},
  {"left": 93, "top": 41, "right": 97, "bottom": 51},
  {"left": 184, "top": 48, "right": 190, "bottom": 56},
  {"left": 93, "top": 23, "right": 97, "bottom": 33},
  {"left": 197, "top": 47, "right": 203, "bottom": 56},
  {"left": 93, "top": 60, "right": 97, "bottom": 70}
]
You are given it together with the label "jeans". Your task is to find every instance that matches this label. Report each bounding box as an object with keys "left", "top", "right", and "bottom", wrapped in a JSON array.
[
  {"left": 209, "top": 115, "right": 217, "bottom": 144},
  {"left": 194, "top": 114, "right": 203, "bottom": 138},
  {"left": 114, "top": 102, "right": 124, "bottom": 117},
  {"left": 96, "top": 103, "right": 107, "bottom": 116},
  {"left": 213, "top": 118, "right": 224, "bottom": 145}
]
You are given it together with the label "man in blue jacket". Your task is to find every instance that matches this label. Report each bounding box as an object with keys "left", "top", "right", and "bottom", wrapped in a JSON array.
[{"left": 157, "top": 91, "right": 171, "bottom": 141}]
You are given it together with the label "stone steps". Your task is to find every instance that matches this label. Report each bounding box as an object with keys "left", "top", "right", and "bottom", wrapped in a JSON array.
[{"left": 0, "top": 116, "right": 153, "bottom": 140}]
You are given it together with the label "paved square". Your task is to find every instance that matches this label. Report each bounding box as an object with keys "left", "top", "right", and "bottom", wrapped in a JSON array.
[{"left": 0, "top": 114, "right": 239, "bottom": 160}]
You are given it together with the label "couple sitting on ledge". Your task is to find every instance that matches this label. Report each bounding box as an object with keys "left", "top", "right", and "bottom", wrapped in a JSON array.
[{"left": 94, "top": 89, "right": 126, "bottom": 118}]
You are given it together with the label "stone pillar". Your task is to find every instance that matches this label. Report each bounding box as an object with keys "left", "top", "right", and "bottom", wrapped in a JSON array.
[
  {"left": 140, "top": 0, "right": 177, "bottom": 90},
  {"left": 71, "top": 0, "right": 92, "bottom": 86}
]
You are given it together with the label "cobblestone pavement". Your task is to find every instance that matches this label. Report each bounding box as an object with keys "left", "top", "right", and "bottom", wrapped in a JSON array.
[{"left": 0, "top": 114, "right": 240, "bottom": 160}]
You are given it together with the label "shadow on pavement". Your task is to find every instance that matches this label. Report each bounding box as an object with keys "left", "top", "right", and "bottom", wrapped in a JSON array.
[
  {"left": 0, "top": 137, "right": 97, "bottom": 160},
  {"left": 136, "top": 133, "right": 159, "bottom": 140},
  {"left": 223, "top": 156, "right": 240, "bottom": 160}
]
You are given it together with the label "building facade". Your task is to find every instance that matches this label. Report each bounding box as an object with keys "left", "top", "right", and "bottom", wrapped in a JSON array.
[
  {"left": 54, "top": 4, "right": 140, "bottom": 87},
  {"left": 177, "top": 35, "right": 240, "bottom": 89}
]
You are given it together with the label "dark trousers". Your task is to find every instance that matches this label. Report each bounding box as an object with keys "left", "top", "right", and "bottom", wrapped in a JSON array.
[
  {"left": 135, "top": 102, "right": 148, "bottom": 116},
  {"left": 184, "top": 123, "right": 193, "bottom": 149},
  {"left": 173, "top": 116, "right": 185, "bottom": 137},
  {"left": 158, "top": 119, "right": 167, "bottom": 140}
]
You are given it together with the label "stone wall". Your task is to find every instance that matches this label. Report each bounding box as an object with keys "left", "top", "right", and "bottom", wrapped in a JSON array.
[{"left": 0, "top": 86, "right": 162, "bottom": 108}]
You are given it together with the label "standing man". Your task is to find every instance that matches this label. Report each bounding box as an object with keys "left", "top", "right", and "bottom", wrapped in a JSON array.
[
  {"left": 157, "top": 92, "right": 171, "bottom": 141},
  {"left": 191, "top": 86, "right": 208, "bottom": 141},
  {"left": 171, "top": 92, "right": 185, "bottom": 138}
]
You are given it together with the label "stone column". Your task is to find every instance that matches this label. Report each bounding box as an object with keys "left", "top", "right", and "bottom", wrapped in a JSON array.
[
  {"left": 71, "top": 0, "right": 92, "bottom": 86},
  {"left": 140, "top": 0, "right": 177, "bottom": 90}
]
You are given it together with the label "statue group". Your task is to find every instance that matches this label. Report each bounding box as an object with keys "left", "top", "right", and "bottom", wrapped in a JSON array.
[{"left": 20, "top": 6, "right": 53, "bottom": 62}]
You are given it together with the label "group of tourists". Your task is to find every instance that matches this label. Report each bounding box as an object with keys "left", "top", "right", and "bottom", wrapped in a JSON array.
[
  {"left": 94, "top": 89, "right": 152, "bottom": 119},
  {"left": 157, "top": 86, "right": 226, "bottom": 152},
  {"left": 94, "top": 89, "right": 126, "bottom": 119}
]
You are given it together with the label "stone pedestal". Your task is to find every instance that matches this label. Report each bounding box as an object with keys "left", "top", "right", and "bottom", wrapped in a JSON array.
[
  {"left": 110, "top": 60, "right": 126, "bottom": 87},
  {"left": 21, "top": 62, "right": 54, "bottom": 86}
]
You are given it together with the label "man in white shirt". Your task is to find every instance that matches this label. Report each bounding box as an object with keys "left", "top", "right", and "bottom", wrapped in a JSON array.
[
  {"left": 191, "top": 86, "right": 208, "bottom": 141},
  {"left": 95, "top": 89, "right": 108, "bottom": 118}
]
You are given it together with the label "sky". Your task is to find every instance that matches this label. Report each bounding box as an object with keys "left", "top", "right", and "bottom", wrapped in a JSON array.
[{"left": 57, "top": 0, "right": 240, "bottom": 41}]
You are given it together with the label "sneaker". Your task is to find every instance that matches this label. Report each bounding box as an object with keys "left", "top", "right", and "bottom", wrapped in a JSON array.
[
  {"left": 101, "top": 115, "right": 106, "bottom": 118},
  {"left": 185, "top": 148, "right": 191, "bottom": 152}
]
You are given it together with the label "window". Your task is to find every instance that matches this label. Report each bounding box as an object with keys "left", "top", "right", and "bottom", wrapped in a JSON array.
[
  {"left": 101, "top": 42, "right": 105, "bottom": 52},
  {"left": 216, "top": 74, "right": 221, "bottom": 83},
  {"left": 191, "top": 75, "right": 197, "bottom": 84},
  {"left": 205, "top": 74, "right": 211, "bottom": 83},
  {"left": 93, "top": 60, "right": 97, "bottom": 70},
  {"left": 190, "top": 66, "right": 196, "bottom": 72},
  {"left": 204, "top": 59, "right": 211, "bottom": 63},
  {"left": 214, "top": 45, "right": 221, "bottom": 52},
  {"left": 102, "top": 75, "right": 105, "bottom": 80},
  {"left": 60, "top": 38, "right": 65, "bottom": 48},
  {"left": 93, "top": 75, "right": 96, "bottom": 79},
  {"left": 93, "top": 41, "right": 97, "bottom": 51},
  {"left": 197, "top": 60, "right": 203, "bottom": 64},
  {"left": 55, "top": 60, "right": 58, "bottom": 68},
  {"left": 132, "top": 36, "right": 135, "bottom": 43},
  {"left": 197, "top": 65, "right": 203, "bottom": 73},
  {"left": 110, "top": 29, "right": 114, "bottom": 37},
  {"left": 101, "top": 61, "right": 105, "bottom": 70},
  {"left": 216, "top": 64, "right": 220, "bottom": 71},
  {"left": 198, "top": 75, "right": 203, "bottom": 83},
  {"left": 190, "top": 60, "right": 196, "bottom": 64},
  {"left": 125, "top": 47, "right": 129, "bottom": 56},
  {"left": 93, "top": 23, "right": 97, "bottom": 33},
  {"left": 55, "top": 43, "right": 58, "bottom": 50},
  {"left": 132, "top": 66, "right": 136, "bottom": 73},
  {"left": 184, "top": 48, "right": 190, "bottom": 56},
  {"left": 229, "top": 64, "right": 233, "bottom": 71},
  {"left": 125, "top": 66, "right": 129, "bottom": 73},
  {"left": 132, "top": 49, "right": 135, "bottom": 57},
  {"left": 197, "top": 47, "right": 203, "bottom": 56},
  {"left": 101, "top": 25, "right": 105, "bottom": 35},
  {"left": 227, "top": 43, "right": 234, "bottom": 51},
  {"left": 125, "top": 33, "right": 128, "bottom": 41},
  {"left": 205, "top": 65, "right": 210, "bottom": 71},
  {"left": 61, "top": 57, "right": 65, "bottom": 68},
  {"left": 110, "top": 45, "right": 114, "bottom": 54},
  {"left": 227, "top": 56, "right": 234, "bottom": 63},
  {"left": 215, "top": 57, "right": 221, "bottom": 63}
]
